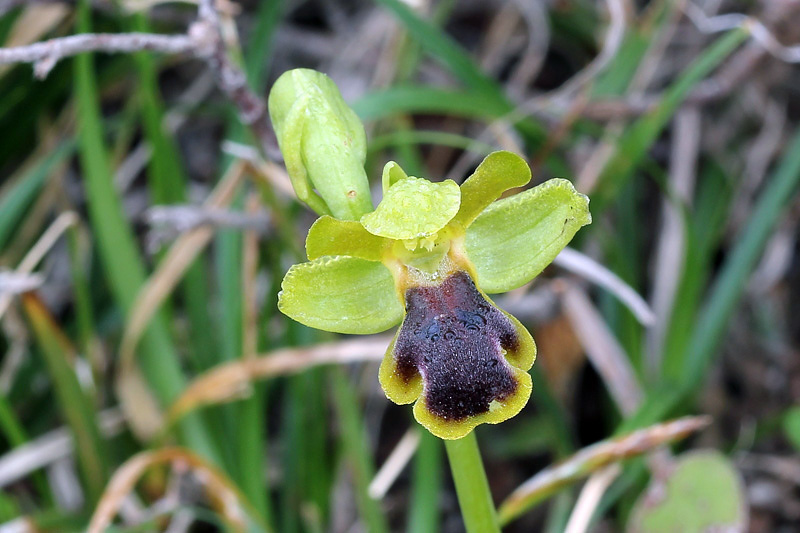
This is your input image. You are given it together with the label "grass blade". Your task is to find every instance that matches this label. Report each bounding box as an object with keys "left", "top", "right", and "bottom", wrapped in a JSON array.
[
  {"left": 591, "top": 29, "right": 748, "bottom": 211},
  {"left": 407, "top": 431, "right": 442, "bottom": 533},
  {"left": 21, "top": 293, "right": 108, "bottom": 503},
  {"left": 0, "top": 142, "right": 72, "bottom": 251},
  {"left": 624, "top": 125, "right": 800, "bottom": 431},
  {"left": 73, "top": 0, "right": 219, "bottom": 462},
  {"left": 681, "top": 126, "right": 800, "bottom": 386},
  {"left": 353, "top": 86, "right": 509, "bottom": 121},
  {"left": 330, "top": 368, "right": 389, "bottom": 533},
  {"left": 374, "top": 0, "right": 506, "bottom": 103}
]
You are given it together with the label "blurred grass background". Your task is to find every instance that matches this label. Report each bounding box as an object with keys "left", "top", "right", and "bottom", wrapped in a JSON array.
[{"left": 0, "top": 0, "right": 800, "bottom": 531}]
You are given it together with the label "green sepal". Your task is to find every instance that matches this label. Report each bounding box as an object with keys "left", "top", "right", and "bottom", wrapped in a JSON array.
[
  {"left": 278, "top": 256, "right": 403, "bottom": 334},
  {"left": 361, "top": 176, "right": 461, "bottom": 240},
  {"left": 305, "top": 215, "right": 388, "bottom": 261},
  {"left": 381, "top": 161, "right": 409, "bottom": 194},
  {"left": 465, "top": 178, "right": 591, "bottom": 293},
  {"left": 454, "top": 151, "right": 532, "bottom": 228},
  {"left": 268, "top": 69, "right": 373, "bottom": 220}
]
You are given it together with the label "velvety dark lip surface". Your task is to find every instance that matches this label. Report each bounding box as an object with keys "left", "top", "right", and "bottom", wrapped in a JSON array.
[{"left": 393, "top": 271, "right": 520, "bottom": 421}]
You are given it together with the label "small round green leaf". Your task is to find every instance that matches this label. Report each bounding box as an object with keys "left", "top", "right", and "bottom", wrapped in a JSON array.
[
  {"left": 305, "top": 215, "right": 388, "bottom": 261},
  {"left": 278, "top": 256, "right": 403, "bottom": 334},
  {"left": 361, "top": 176, "right": 461, "bottom": 240},
  {"left": 454, "top": 151, "right": 532, "bottom": 228},
  {"left": 465, "top": 178, "right": 591, "bottom": 293},
  {"left": 628, "top": 450, "right": 746, "bottom": 533}
]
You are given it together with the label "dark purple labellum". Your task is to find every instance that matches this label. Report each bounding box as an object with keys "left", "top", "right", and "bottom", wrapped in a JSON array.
[{"left": 393, "top": 271, "right": 521, "bottom": 421}]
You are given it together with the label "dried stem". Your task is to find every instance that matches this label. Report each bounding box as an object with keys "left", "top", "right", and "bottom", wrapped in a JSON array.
[
  {"left": 0, "top": 1, "right": 272, "bottom": 155},
  {"left": 87, "top": 447, "right": 254, "bottom": 533},
  {"left": 498, "top": 416, "right": 712, "bottom": 526},
  {"left": 0, "top": 32, "right": 199, "bottom": 78},
  {"left": 196, "top": 0, "right": 271, "bottom": 153},
  {"left": 166, "top": 336, "right": 391, "bottom": 426}
]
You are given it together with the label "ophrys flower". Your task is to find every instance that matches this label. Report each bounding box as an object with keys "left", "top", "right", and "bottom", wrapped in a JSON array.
[{"left": 277, "top": 152, "right": 590, "bottom": 439}]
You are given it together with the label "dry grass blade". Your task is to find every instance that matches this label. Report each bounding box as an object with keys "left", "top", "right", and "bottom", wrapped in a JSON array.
[
  {"left": 559, "top": 282, "right": 642, "bottom": 415},
  {"left": 4, "top": 5, "right": 68, "bottom": 48},
  {"left": 221, "top": 142, "right": 296, "bottom": 198},
  {"left": 115, "top": 161, "right": 247, "bottom": 441},
  {"left": 368, "top": 428, "right": 421, "bottom": 500},
  {"left": 0, "top": 272, "right": 44, "bottom": 295},
  {"left": 115, "top": 364, "right": 167, "bottom": 441},
  {"left": 87, "top": 447, "right": 253, "bottom": 533},
  {"left": 497, "top": 416, "right": 711, "bottom": 525},
  {"left": 563, "top": 464, "right": 621, "bottom": 533},
  {"left": 118, "top": 160, "right": 247, "bottom": 373},
  {"left": 684, "top": 2, "right": 800, "bottom": 63},
  {"left": 0, "top": 211, "right": 78, "bottom": 321},
  {"left": 167, "top": 336, "right": 391, "bottom": 426},
  {"left": 0, "top": 409, "right": 124, "bottom": 488},
  {"left": 554, "top": 247, "right": 655, "bottom": 327},
  {"left": 646, "top": 107, "right": 700, "bottom": 376}
]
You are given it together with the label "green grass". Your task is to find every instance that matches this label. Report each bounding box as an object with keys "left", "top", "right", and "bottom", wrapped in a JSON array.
[{"left": 0, "top": 1, "right": 794, "bottom": 531}]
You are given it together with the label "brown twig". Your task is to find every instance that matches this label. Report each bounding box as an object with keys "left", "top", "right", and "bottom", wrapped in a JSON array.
[
  {"left": 0, "top": 31, "right": 202, "bottom": 78},
  {"left": 166, "top": 336, "right": 391, "bottom": 426},
  {"left": 196, "top": 0, "right": 271, "bottom": 154},
  {"left": 0, "top": 0, "right": 273, "bottom": 155}
]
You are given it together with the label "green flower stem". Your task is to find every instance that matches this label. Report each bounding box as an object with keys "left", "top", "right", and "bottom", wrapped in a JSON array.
[{"left": 445, "top": 432, "right": 500, "bottom": 533}]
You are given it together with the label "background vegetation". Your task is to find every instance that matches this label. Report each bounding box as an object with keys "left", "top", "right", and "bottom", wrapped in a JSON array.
[{"left": 0, "top": 0, "right": 799, "bottom": 531}]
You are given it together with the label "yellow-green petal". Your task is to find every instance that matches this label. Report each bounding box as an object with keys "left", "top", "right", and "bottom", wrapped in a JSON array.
[
  {"left": 278, "top": 256, "right": 403, "bottom": 334},
  {"left": 465, "top": 178, "right": 591, "bottom": 293},
  {"left": 361, "top": 177, "right": 461, "bottom": 241},
  {"left": 453, "top": 150, "right": 532, "bottom": 228},
  {"left": 305, "top": 215, "right": 388, "bottom": 261}
]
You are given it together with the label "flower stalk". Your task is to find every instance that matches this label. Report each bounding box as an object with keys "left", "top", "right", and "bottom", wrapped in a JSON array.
[{"left": 446, "top": 432, "right": 500, "bottom": 533}]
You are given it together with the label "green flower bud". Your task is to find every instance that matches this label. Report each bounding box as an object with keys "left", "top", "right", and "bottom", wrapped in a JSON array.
[{"left": 268, "top": 69, "right": 373, "bottom": 220}]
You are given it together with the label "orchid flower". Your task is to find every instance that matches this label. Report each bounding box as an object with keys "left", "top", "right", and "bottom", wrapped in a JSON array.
[{"left": 269, "top": 69, "right": 591, "bottom": 439}]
